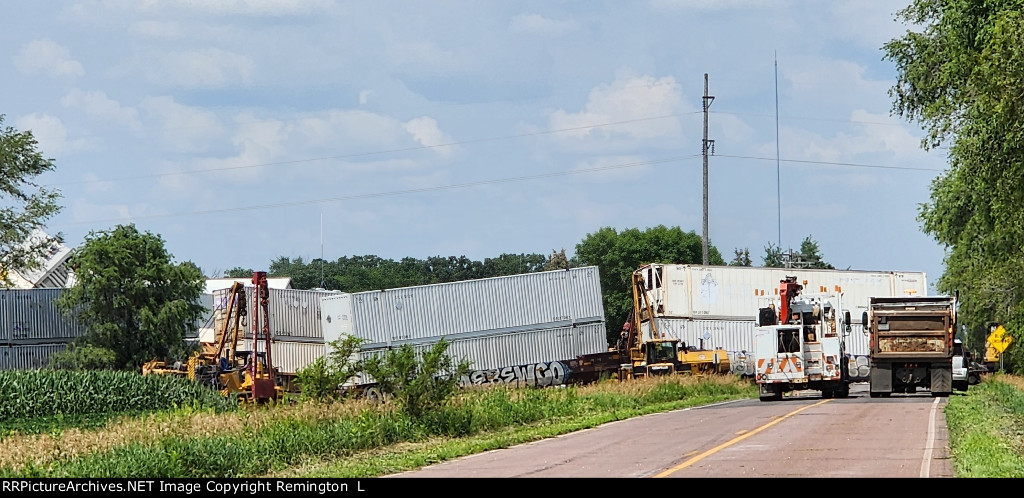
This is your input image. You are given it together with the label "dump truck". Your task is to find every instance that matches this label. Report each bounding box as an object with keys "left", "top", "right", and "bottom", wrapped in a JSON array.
[{"left": 863, "top": 295, "right": 956, "bottom": 398}]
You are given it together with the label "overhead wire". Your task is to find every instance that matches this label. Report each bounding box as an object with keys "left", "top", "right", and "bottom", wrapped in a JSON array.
[
  {"left": 43, "top": 112, "right": 701, "bottom": 187},
  {"left": 48, "top": 108, "right": 949, "bottom": 227},
  {"left": 57, "top": 155, "right": 702, "bottom": 226}
]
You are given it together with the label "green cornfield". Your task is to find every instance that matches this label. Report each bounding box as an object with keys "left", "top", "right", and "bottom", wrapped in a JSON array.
[{"left": 0, "top": 370, "right": 236, "bottom": 422}]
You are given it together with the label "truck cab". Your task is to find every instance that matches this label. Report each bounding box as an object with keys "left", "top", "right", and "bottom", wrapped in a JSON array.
[{"left": 633, "top": 338, "right": 681, "bottom": 377}]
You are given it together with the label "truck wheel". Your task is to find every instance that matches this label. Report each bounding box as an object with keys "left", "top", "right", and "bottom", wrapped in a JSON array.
[
  {"left": 969, "top": 373, "right": 980, "bottom": 385},
  {"left": 759, "top": 384, "right": 782, "bottom": 402},
  {"left": 836, "top": 384, "right": 850, "bottom": 398}
]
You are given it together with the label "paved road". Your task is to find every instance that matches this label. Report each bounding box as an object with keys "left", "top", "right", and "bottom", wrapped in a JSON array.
[{"left": 388, "top": 383, "right": 953, "bottom": 478}]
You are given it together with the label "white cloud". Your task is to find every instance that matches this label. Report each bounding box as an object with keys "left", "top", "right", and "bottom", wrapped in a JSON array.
[
  {"left": 140, "top": 96, "right": 223, "bottom": 152},
  {"left": 403, "top": 117, "right": 455, "bottom": 156},
  {"left": 359, "top": 90, "right": 374, "bottom": 105},
  {"left": 650, "top": 0, "right": 776, "bottom": 11},
  {"left": 13, "top": 39, "right": 84, "bottom": 77},
  {"left": 69, "top": 197, "right": 150, "bottom": 225},
  {"left": 388, "top": 41, "right": 462, "bottom": 74},
  {"left": 14, "top": 114, "right": 90, "bottom": 157},
  {"left": 786, "top": 57, "right": 889, "bottom": 100},
  {"left": 81, "top": 0, "right": 332, "bottom": 16},
  {"left": 128, "top": 20, "right": 183, "bottom": 38},
  {"left": 848, "top": 110, "right": 922, "bottom": 157},
  {"left": 60, "top": 89, "right": 141, "bottom": 131},
  {"left": 570, "top": 155, "right": 653, "bottom": 183},
  {"left": 548, "top": 74, "right": 687, "bottom": 141},
  {"left": 164, "top": 0, "right": 333, "bottom": 16},
  {"left": 182, "top": 114, "right": 287, "bottom": 186},
  {"left": 292, "top": 110, "right": 408, "bottom": 150},
  {"left": 146, "top": 48, "right": 254, "bottom": 88},
  {"left": 509, "top": 14, "right": 578, "bottom": 36}
]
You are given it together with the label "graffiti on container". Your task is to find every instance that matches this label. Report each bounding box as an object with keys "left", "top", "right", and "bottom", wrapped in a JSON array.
[
  {"left": 461, "top": 361, "right": 570, "bottom": 388},
  {"left": 846, "top": 354, "right": 870, "bottom": 380},
  {"left": 728, "top": 351, "right": 755, "bottom": 377}
]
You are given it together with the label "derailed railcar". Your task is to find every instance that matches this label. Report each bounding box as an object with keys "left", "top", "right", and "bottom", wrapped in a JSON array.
[{"left": 319, "top": 267, "right": 609, "bottom": 391}]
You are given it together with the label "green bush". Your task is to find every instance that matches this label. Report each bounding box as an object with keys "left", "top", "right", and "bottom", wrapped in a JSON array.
[
  {"left": 46, "top": 343, "right": 117, "bottom": 371},
  {"left": 295, "top": 336, "right": 366, "bottom": 402},
  {"left": 362, "top": 339, "right": 470, "bottom": 418}
]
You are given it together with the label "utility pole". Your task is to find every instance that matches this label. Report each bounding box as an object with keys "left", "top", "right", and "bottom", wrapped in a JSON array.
[
  {"left": 702, "top": 73, "right": 715, "bottom": 266},
  {"left": 775, "top": 53, "right": 781, "bottom": 248}
]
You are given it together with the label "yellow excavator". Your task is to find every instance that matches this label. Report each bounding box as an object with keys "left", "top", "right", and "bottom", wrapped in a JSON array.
[
  {"left": 618, "top": 268, "right": 730, "bottom": 380},
  {"left": 143, "top": 272, "right": 283, "bottom": 403}
]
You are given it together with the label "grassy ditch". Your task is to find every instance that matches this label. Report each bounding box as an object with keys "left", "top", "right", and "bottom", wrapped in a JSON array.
[
  {"left": 0, "top": 374, "right": 755, "bottom": 478},
  {"left": 945, "top": 374, "right": 1024, "bottom": 477}
]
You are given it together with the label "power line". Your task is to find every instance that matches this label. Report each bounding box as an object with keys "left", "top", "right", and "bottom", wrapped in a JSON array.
[
  {"left": 715, "top": 154, "right": 946, "bottom": 172},
  {"left": 45, "top": 106, "right": 933, "bottom": 189},
  {"left": 54, "top": 152, "right": 946, "bottom": 228},
  {"left": 43, "top": 112, "right": 701, "bottom": 187},
  {"left": 56, "top": 155, "right": 701, "bottom": 226},
  {"left": 710, "top": 109, "right": 915, "bottom": 127}
]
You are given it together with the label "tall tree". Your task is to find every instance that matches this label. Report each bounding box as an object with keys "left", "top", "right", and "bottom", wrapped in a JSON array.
[
  {"left": 762, "top": 242, "right": 784, "bottom": 268},
  {"left": 761, "top": 236, "right": 833, "bottom": 269},
  {"left": 55, "top": 224, "right": 206, "bottom": 370},
  {"left": 483, "top": 253, "right": 549, "bottom": 276},
  {"left": 543, "top": 248, "right": 572, "bottom": 271},
  {"left": 575, "top": 225, "right": 724, "bottom": 345},
  {"left": 223, "top": 267, "right": 254, "bottom": 278},
  {"left": 0, "top": 115, "right": 63, "bottom": 288},
  {"left": 799, "top": 235, "right": 834, "bottom": 269},
  {"left": 885, "top": 0, "right": 1024, "bottom": 369},
  {"left": 730, "top": 248, "right": 752, "bottom": 267}
]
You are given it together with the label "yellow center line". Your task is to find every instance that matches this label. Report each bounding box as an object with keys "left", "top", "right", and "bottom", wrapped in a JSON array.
[{"left": 652, "top": 399, "right": 833, "bottom": 478}]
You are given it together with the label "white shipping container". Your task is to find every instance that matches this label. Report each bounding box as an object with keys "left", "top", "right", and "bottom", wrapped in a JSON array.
[
  {"left": 637, "top": 264, "right": 927, "bottom": 320},
  {"left": 248, "top": 322, "right": 607, "bottom": 381},
  {"left": 240, "top": 338, "right": 324, "bottom": 376},
  {"left": 644, "top": 317, "right": 872, "bottom": 366},
  {"left": 352, "top": 322, "right": 608, "bottom": 386},
  {"left": 214, "top": 287, "right": 334, "bottom": 340},
  {"left": 321, "top": 267, "right": 604, "bottom": 348}
]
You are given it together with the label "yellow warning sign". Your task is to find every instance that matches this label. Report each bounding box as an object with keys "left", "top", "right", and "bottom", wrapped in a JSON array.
[{"left": 987, "top": 325, "right": 1014, "bottom": 354}]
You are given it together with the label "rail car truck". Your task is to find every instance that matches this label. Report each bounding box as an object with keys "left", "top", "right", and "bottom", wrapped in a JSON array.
[
  {"left": 863, "top": 295, "right": 956, "bottom": 398},
  {"left": 753, "top": 277, "right": 853, "bottom": 401}
]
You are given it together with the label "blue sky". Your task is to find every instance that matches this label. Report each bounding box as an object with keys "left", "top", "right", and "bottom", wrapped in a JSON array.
[{"left": 3, "top": 1, "right": 949, "bottom": 291}]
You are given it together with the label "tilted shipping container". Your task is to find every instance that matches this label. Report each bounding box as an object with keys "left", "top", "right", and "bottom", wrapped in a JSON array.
[
  {"left": 0, "top": 289, "right": 85, "bottom": 344},
  {"left": 213, "top": 287, "right": 335, "bottom": 340},
  {"left": 320, "top": 266, "right": 605, "bottom": 349}
]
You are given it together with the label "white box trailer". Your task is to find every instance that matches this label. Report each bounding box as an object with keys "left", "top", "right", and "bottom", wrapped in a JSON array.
[
  {"left": 634, "top": 264, "right": 926, "bottom": 379},
  {"left": 635, "top": 264, "right": 927, "bottom": 320}
]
